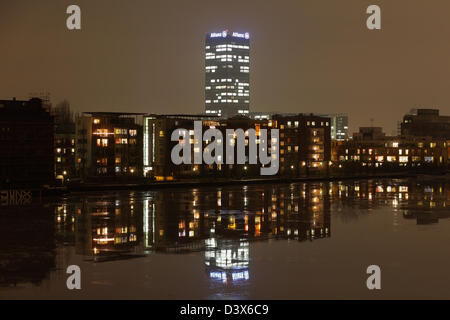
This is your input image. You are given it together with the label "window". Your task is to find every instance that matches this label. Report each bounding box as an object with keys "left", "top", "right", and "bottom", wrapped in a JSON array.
[
  {"left": 387, "top": 156, "right": 396, "bottom": 162},
  {"left": 129, "top": 129, "right": 137, "bottom": 137},
  {"left": 115, "top": 138, "right": 128, "bottom": 144}
]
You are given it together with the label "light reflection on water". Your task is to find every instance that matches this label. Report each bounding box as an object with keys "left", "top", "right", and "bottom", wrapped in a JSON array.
[{"left": 1, "top": 178, "right": 450, "bottom": 299}]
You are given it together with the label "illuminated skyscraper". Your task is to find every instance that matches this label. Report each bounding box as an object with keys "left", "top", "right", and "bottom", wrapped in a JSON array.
[{"left": 205, "top": 30, "right": 250, "bottom": 118}]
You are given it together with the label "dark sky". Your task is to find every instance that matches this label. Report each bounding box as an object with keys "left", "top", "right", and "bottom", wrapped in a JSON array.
[{"left": 1, "top": 0, "right": 450, "bottom": 134}]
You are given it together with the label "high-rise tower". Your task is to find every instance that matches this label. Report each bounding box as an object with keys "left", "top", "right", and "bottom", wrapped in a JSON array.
[{"left": 205, "top": 30, "right": 250, "bottom": 118}]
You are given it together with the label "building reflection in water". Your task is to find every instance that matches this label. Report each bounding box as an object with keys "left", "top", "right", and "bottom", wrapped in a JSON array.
[
  {"left": 54, "top": 183, "right": 331, "bottom": 287},
  {"left": 43, "top": 178, "right": 450, "bottom": 288},
  {"left": 0, "top": 205, "right": 56, "bottom": 287},
  {"left": 55, "top": 193, "right": 144, "bottom": 262},
  {"left": 327, "top": 179, "right": 450, "bottom": 225}
]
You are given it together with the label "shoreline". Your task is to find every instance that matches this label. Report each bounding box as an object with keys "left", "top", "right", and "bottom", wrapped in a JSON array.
[
  {"left": 4, "top": 171, "right": 448, "bottom": 197},
  {"left": 65, "top": 172, "right": 421, "bottom": 193}
]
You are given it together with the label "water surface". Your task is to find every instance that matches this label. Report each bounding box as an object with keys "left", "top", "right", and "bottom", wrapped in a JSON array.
[{"left": 1, "top": 178, "right": 450, "bottom": 299}]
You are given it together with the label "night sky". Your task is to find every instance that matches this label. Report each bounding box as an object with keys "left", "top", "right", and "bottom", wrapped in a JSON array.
[{"left": 1, "top": 0, "right": 450, "bottom": 134}]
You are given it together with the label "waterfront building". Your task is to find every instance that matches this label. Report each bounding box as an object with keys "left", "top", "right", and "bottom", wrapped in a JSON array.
[
  {"left": 401, "top": 108, "right": 450, "bottom": 139},
  {"left": 332, "top": 128, "right": 449, "bottom": 168},
  {"left": 0, "top": 98, "right": 54, "bottom": 187},
  {"left": 205, "top": 30, "right": 250, "bottom": 118},
  {"left": 55, "top": 123, "right": 76, "bottom": 182},
  {"left": 143, "top": 114, "right": 219, "bottom": 179},
  {"left": 250, "top": 112, "right": 347, "bottom": 141},
  {"left": 53, "top": 101, "right": 76, "bottom": 182},
  {"left": 143, "top": 113, "right": 331, "bottom": 180},
  {"left": 75, "top": 112, "right": 144, "bottom": 179},
  {"left": 273, "top": 114, "right": 331, "bottom": 175}
]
